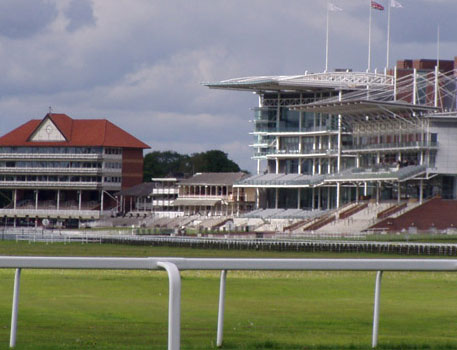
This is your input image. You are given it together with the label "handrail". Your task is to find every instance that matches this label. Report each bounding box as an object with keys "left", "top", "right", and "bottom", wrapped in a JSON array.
[{"left": 2, "top": 256, "right": 457, "bottom": 349}]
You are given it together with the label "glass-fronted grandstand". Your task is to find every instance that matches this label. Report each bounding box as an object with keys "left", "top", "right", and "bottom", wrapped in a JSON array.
[{"left": 205, "top": 58, "right": 457, "bottom": 212}]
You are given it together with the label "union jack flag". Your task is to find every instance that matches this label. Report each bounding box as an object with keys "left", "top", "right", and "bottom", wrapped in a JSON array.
[{"left": 371, "top": 1, "right": 384, "bottom": 10}]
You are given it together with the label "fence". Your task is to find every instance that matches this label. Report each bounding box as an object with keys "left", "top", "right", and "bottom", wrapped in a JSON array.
[{"left": 2, "top": 257, "right": 457, "bottom": 349}]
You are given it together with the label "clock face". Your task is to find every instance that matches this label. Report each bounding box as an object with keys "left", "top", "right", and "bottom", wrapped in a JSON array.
[{"left": 46, "top": 125, "right": 53, "bottom": 134}]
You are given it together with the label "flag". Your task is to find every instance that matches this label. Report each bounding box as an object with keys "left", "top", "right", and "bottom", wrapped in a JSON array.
[
  {"left": 328, "top": 3, "right": 343, "bottom": 12},
  {"left": 390, "top": 0, "right": 403, "bottom": 8},
  {"left": 371, "top": 1, "right": 384, "bottom": 10}
]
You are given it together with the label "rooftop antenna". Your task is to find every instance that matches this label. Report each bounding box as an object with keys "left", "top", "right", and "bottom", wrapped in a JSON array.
[{"left": 48, "top": 106, "right": 53, "bottom": 116}]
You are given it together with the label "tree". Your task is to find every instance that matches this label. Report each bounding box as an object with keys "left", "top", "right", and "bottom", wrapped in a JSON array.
[
  {"left": 143, "top": 149, "right": 241, "bottom": 181},
  {"left": 190, "top": 150, "right": 240, "bottom": 173}
]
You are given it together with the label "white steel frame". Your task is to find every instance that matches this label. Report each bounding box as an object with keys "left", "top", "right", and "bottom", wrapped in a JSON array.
[{"left": 2, "top": 257, "right": 457, "bottom": 349}]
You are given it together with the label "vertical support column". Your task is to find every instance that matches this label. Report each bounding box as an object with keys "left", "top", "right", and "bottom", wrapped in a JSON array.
[
  {"left": 312, "top": 188, "right": 315, "bottom": 210},
  {"left": 327, "top": 187, "right": 331, "bottom": 210},
  {"left": 413, "top": 68, "right": 417, "bottom": 105},
  {"left": 217, "top": 270, "right": 227, "bottom": 347},
  {"left": 376, "top": 182, "right": 380, "bottom": 204},
  {"left": 397, "top": 182, "right": 401, "bottom": 203},
  {"left": 35, "top": 190, "right": 38, "bottom": 210},
  {"left": 13, "top": 189, "right": 17, "bottom": 210},
  {"left": 434, "top": 65, "right": 439, "bottom": 108},
  {"left": 275, "top": 188, "right": 279, "bottom": 209},
  {"left": 372, "top": 271, "right": 383, "bottom": 348},
  {"left": 364, "top": 182, "right": 368, "bottom": 196},
  {"left": 337, "top": 90, "right": 342, "bottom": 174},
  {"left": 275, "top": 159, "right": 279, "bottom": 175},
  {"left": 419, "top": 179, "right": 424, "bottom": 204},
  {"left": 393, "top": 66, "right": 397, "bottom": 101},
  {"left": 57, "top": 189, "right": 60, "bottom": 210},
  {"left": 100, "top": 191, "right": 104, "bottom": 212},
  {"left": 157, "top": 262, "right": 181, "bottom": 350},
  {"left": 10, "top": 268, "right": 21, "bottom": 348},
  {"left": 336, "top": 183, "right": 341, "bottom": 209},
  {"left": 256, "top": 188, "right": 260, "bottom": 209},
  {"left": 78, "top": 191, "right": 82, "bottom": 211},
  {"left": 297, "top": 189, "right": 301, "bottom": 209}
]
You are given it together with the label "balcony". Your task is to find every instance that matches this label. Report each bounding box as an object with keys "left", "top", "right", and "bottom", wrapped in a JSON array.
[
  {"left": 0, "top": 167, "right": 104, "bottom": 175},
  {"left": 152, "top": 188, "right": 179, "bottom": 195},
  {"left": 342, "top": 141, "right": 438, "bottom": 153},
  {"left": 0, "top": 208, "right": 100, "bottom": 219},
  {"left": 269, "top": 148, "right": 339, "bottom": 158},
  {"left": 0, "top": 180, "right": 105, "bottom": 189},
  {"left": 0, "top": 153, "right": 103, "bottom": 161}
]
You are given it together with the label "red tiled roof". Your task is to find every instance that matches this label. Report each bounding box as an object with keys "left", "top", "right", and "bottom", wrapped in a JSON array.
[{"left": 0, "top": 113, "right": 150, "bottom": 149}]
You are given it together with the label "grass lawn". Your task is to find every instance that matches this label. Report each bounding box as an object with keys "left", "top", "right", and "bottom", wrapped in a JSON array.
[{"left": 0, "top": 241, "right": 456, "bottom": 349}]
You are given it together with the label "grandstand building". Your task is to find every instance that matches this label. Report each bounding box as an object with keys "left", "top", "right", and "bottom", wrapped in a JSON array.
[
  {"left": 173, "top": 172, "right": 255, "bottom": 216},
  {"left": 0, "top": 113, "right": 149, "bottom": 227},
  {"left": 205, "top": 58, "right": 457, "bottom": 213}
]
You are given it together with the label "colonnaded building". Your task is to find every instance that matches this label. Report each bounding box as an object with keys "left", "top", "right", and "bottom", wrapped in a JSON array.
[
  {"left": 0, "top": 113, "right": 149, "bottom": 227},
  {"left": 205, "top": 58, "right": 457, "bottom": 215}
]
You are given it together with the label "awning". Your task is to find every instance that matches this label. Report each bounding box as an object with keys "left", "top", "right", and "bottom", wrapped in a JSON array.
[{"left": 172, "top": 198, "right": 221, "bottom": 207}]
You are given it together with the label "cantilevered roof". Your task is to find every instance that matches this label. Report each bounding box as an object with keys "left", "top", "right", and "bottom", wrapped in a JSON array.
[
  {"left": 234, "top": 173, "right": 326, "bottom": 188},
  {"left": 293, "top": 99, "right": 439, "bottom": 116},
  {"left": 179, "top": 172, "right": 248, "bottom": 186},
  {"left": 173, "top": 198, "right": 221, "bottom": 207},
  {"left": 325, "top": 165, "right": 427, "bottom": 183},
  {"left": 204, "top": 72, "right": 394, "bottom": 92}
]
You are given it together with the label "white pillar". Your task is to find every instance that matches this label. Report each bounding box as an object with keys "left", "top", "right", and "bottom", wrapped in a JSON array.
[
  {"left": 372, "top": 271, "right": 383, "bottom": 348},
  {"left": 78, "top": 191, "right": 82, "bottom": 211},
  {"left": 10, "top": 268, "right": 21, "bottom": 348},
  {"left": 217, "top": 270, "right": 227, "bottom": 347},
  {"left": 34, "top": 190, "right": 38, "bottom": 210},
  {"left": 297, "top": 189, "right": 301, "bottom": 209},
  {"left": 275, "top": 188, "right": 279, "bottom": 209},
  {"left": 13, "top": 189, "right": 17, "bottom": 210},
  {"left": 57, "top": 189, "right": 60, "bottom": 210},
  {"left": 157, "top": 262, "right": 181, "bottom": 350}
]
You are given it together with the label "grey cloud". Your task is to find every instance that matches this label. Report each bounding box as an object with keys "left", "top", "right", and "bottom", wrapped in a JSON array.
[
  {"left": 65, "top": 0, "right": 96, "bottom": 32},
  {"left": 0, "top": 0, "right": 57, "bottom": 39}
]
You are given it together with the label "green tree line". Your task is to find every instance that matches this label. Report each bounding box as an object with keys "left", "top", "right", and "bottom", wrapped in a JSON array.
[{"left": 143, "top": 150, "right": 243, "bottom": 181}]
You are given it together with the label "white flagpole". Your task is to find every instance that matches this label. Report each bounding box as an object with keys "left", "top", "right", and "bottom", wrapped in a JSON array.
[
  {"left": 368, "top": 0, "right": 372, "bottom": 72},
  {"left": 325, "top": 0, "right": 330, "bottom": 72},
  {"left": 436, "top": 25, "right": 440, "bottom": 69},
  {"left": 386, "top": 0, "right": 391, "bottom": 69}
]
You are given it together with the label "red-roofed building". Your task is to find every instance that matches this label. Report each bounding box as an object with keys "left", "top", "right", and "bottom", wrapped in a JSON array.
[{"left": 0, "top": 113, "right": 149, "bottom": 227}]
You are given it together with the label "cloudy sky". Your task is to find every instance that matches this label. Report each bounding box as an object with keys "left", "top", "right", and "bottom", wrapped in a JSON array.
[{"left": 0, "top": 0, "right": 455, "bottom": 173}]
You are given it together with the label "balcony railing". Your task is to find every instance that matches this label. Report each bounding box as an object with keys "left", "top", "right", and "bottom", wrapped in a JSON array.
[
  {"left": 0, "top": 167, "right": 104, "bottom": 175},
  {"left": 342, "top": 141, "right": 438, "bottom": 153},
  {"left": 152, "top": 188, "right": 179, "bottom": 195},
  {"left": 0, "top": 180, "right": 105, "bottom": 189},
  {"left": 0, "top": 208, "right": 100, "bottom": 218},
  {"left": 0, "top": 153, "right": 103, "bottom": 160}
]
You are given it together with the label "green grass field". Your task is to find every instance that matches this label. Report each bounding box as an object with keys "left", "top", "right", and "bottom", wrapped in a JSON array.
[{"left": 1, "top": 241, "right": 457, "bottom": 349}]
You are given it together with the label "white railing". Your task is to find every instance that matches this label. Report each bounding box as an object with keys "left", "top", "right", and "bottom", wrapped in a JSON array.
[
  {"left": 2, "top": 257, "right": 457, "bottom": 350},
  {"left": 0, "top": 180, "right": 102, "bottom": 189},
  {"left": 0, "top": 153, "right": 103, "bottom": 160},
  {"left": 152, "top": 188, "right": 179, "bottom": 195},
  {"left": 0, "top": 167, "right": 102, "bottom": 175}
]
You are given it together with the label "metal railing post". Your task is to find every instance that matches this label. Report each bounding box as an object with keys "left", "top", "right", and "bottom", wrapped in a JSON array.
[
  {"left": 217, "top": 270, "right": 227, "bottom": 347},
  {"left": 10, "top": 268, "right": 21, "bottom": 348},
  {"left": 157, "top": 262, "right": 181, "bottom": 350},
  {"left": 372, "top": 271, "right": 383, "bottom": 348}
]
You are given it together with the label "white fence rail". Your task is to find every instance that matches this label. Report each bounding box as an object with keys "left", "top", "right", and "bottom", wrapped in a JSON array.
[{"left": 2, "top": 257, "right": 457, "bottom": 349}]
